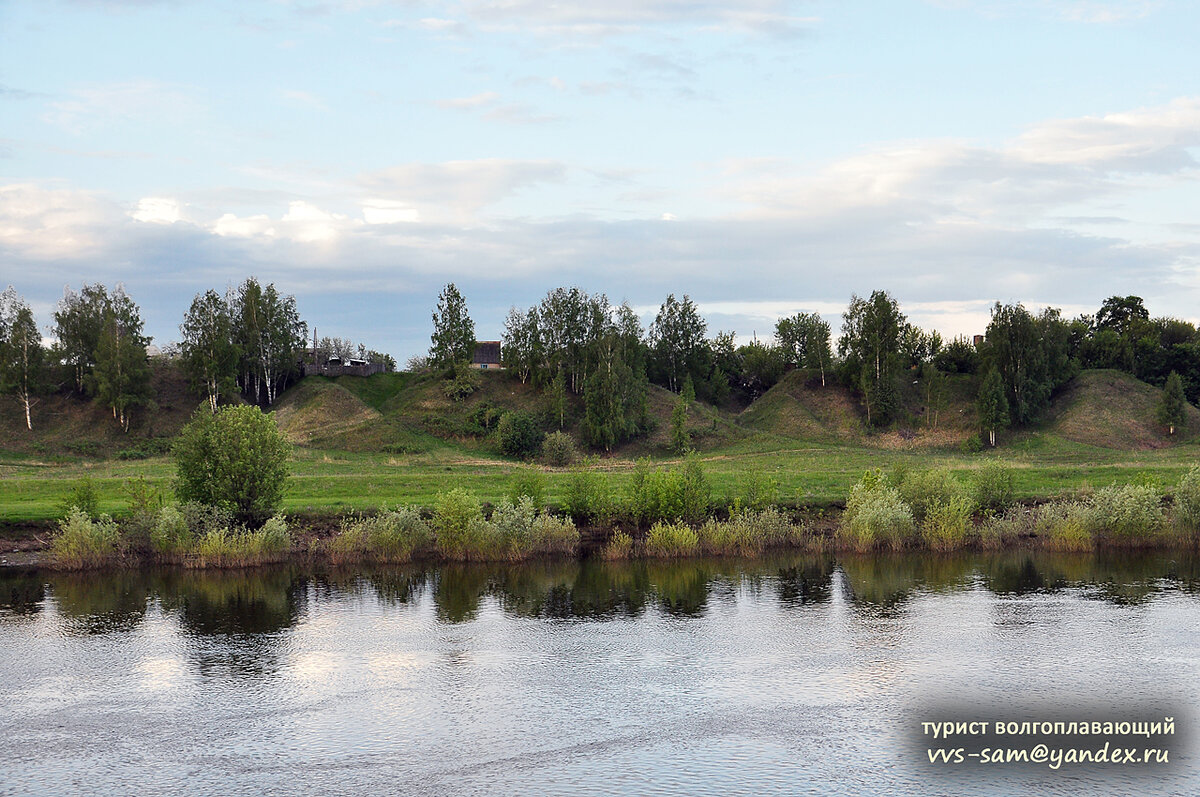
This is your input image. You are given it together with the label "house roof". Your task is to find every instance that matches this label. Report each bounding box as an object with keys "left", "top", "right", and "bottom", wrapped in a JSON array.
[{"left": 472, "top": 341, "right": 501, "bottom": 364}]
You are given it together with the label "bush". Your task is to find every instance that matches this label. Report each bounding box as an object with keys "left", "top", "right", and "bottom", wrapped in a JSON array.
[
  {"left": 978, "top": 507, "right": 1029, "bottom": 550},
  {"left": 921, "top": 496, "right": 973, "bottom": 551},
  {"left": 441, "top": 362, "right": 480, "bottom": 402},
  {"left": 1034, "top": 501, "right": 1094, "bottom": 551},
  {"left": 192, "top": 516, "right": 291, "bottom": 568},
  {"left": 51, "top": 508, "right": 121, "bottom": 569},
  {"left": 564, "top": 469, "right": 615, "bottom": 523},
  {"left": 973, "top": 461, "right": 1016, "bottom": 513},
  {"left": 540, "top": 430, "right": 579, "bottom": 467},
  {"left": 1174, "top": 465, "right": 1200, "bottom": 534},
  {"left": 960, "top": 435, "right": 984, "bottom": 454},
  {"left": 492, "top": 497, "right": 540, "bottom": 560},
  {"left": 173, "top": 405, "right": 291, "bottom": 527},
  {"left": 601, "top": 530, "right": 634, "bottom": 560},
  {"left": 1087, "top": 484, "right": 1163, "bottom": 542},
  {"left": 698, "top": 508, "right": 807, "bottom": 556},
  {"left": 733, "top": 470, "right": 779, "bottom": 513},
  {"left": 508, "top": 470, "right": 546, "bottom": 512},
  {"left": 644, "top": 521, "right": 700, "bottom": 558},
  {"left": 59, "top": 477, "right": 100, "bottom": 520},
  {"left": 432, "top": 488, "right": 487, "bottom": 561},
  {"left": 496, "top": 411, "right": 544, "bottom": 459},
  {"left": 531, "top": 512, "right": 579, "bottom": 557},
  {"left": 331, "top": 506, "right": 430, "bottom": 563},
  {"left": 897, "top": 468, "right": 973, "bottom": 523},
  {"left": 839, "top": 471, "right": 915, "bottom": 552},
  {"left": 150, "top": 504, "right": 193, "bottom": 555}
]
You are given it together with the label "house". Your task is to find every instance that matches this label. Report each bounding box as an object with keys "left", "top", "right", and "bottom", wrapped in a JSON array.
[{"left": 471, "top": 341, "right": 503, "bottom": 370}]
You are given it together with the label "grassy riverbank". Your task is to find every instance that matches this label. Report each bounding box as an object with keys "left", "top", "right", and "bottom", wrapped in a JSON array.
[{"left": 27, "top": 459, "right": 1200, "bottom": 570}]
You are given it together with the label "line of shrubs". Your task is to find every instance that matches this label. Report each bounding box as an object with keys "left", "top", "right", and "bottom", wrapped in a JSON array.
[
  {"left": 51, "top": 503, "right": 292, "bottom": 570},
  {"left": 838, "top": 462, "right": 1200, "bottom": 552}
]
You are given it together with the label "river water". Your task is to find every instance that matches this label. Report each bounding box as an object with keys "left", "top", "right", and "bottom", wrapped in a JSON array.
[{"left": 2, "top": 551, "right": 1199, "bottom": 796}]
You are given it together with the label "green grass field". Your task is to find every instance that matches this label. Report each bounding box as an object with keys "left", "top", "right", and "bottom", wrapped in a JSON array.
[{"left": 4, "top": 434, "right": 1199, "bottom": 523}]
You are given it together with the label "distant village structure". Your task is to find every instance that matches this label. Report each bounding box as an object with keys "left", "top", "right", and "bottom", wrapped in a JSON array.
[
  {"left": 471, "top": 341, "right": 503, "bottom": 370},
  {"left": 300, "top": 330, "right": 387, "bottom": 377}
]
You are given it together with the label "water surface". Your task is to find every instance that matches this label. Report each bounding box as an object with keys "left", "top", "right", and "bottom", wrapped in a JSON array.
[{"left": 2, "top": 551, "right": 1199, "bottom": 795}]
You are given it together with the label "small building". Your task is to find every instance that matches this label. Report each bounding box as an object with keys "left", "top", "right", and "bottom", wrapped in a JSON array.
[
  {"left": 471, "top": 341, "right": 503, "bottom": 370},
  {"left": 973, "top": 334, "right": 984, "bottom": 348}
]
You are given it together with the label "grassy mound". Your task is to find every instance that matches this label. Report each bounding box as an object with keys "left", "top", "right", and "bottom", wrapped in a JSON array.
[{"left": 1045, "top": 369, "right": 1200, "bottom": 450}]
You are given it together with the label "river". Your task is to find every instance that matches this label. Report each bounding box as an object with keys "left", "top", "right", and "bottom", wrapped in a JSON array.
[{"left": 2, "top": 551, "right": 1198, "bottom": 795}]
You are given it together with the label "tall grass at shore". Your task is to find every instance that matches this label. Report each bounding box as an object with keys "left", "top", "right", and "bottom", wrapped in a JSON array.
[{"left": 50, "top": 509, "right": 122, "bottom": 569}]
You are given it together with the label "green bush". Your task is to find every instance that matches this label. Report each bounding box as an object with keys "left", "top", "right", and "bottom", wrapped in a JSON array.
[
  {"left": 441, "top": 362, "right": 480, "bottom": 402},
  {"left": 508, "top": 470, "right": 546, "bottom": 512},
  {"left": 331, "top": 506, "right": 430, "bottom": 563},
  {"left": 432, "top": 488, "right": 488, "bottom": 561},
  {"left": 1087, "top": 484, "right": 1163, "bottom": 542},
  {"left": 192, "top": 515, "right": 291, "bottom": 567},
  {"left": 1173, "top": 465, "right": 1200, "bottom": 534},
  {"left": 973, "top": 461, "right": 1016, "bottom": 513},
  {"left": 492, "top": 497, "right": 540, "bottom": 560},
  {"left": 496, "top": 411, "right": 544, "bottom": 459},
  {"left": 839, "top": 471, "right": 915, "bottom": 552},
  {"left": 699, "top": 508, "right": 807, "bottom": 556},
  {"left": 150, "top": 504, "right": 193, "bottom": 555},
  {"left": 1034, "top": 502, "right": 1094, "bottom": 551},
  {"left": 734, "top": 470, "right": 780, "bottom": 513},
  {"left": 978, "top": 507, "right": 1028, "bottom": 550},
  {"left": 540, "top": 430, "right": 579, "bottom": 466},
  {"left": 960, "top": 435, "right": 984, "bottom": 454},
  {"left": 59, "top": 476, "right": 100, "bottom": 520},
  {"left": 601, "top": 530, "right": 634, "bottom": 560},
  {"left": 564, "top": 469, "right": 615, "bottom": 523},
  {"left": 628, "top": 455, "right": 711, "bottom": 526},
  {"left": 530, "top": 512, "right": 579, "bottom": 557},
  {"left": 644, "top": 521, "right": 700, "bottom": 558},
  {"left": 173, "top": 405, "right": 291, "bottom": 527},
  {"left": 921, "top": 496, "right": 973, "bottom": 551},
  {"left": 897, "top": 468, "right": 973, "bottom": 523},
  {"left": 51, "top": 508, "right": 121, "bottom": 569}
]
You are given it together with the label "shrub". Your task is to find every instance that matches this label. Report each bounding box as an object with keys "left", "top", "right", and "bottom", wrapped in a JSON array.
[
  {"left": 1034, "top": 502, "right": 1094, "bottom": 551},
  {"left": 839, "top": 471, "right": 915, "bottom": 552},
  {"left": 59, "top": 476, "right": 100, "bottom": 520},
  {"left": 332, "top": 506, "right": 430, "bottom": 563},
  {"left": 51, "top": 508, "right": 121, "bottom": 569},
  {"left": 897, "top": 468, "right": 973, "bottom": 523},
  {"left": 540, "top": 430, "right": 579, "bottom": 467},
  {"left": 531, "top": 512, "right": 579, "bottom": 556},
  {"left": 960, "top": 435, "right": 984, "bottom": 454},
  {"left": 564, "top": 469, "right": 615, "bottom": 524},
  {"left": 150, "top": 504, "right": 193, "bottom": 555},
  {"left": 492, "top": 497, "right": 540, "bottom": 560},
  {"left": 973, "top": 461, "right": 1016, "bottom": 513},
  {"left": 921, "top": 496, "right": 973, "bottom": 551},
  {"left": 432, "top": 488, "right": 486, "bottom": 560},
  {"left": 978, "top": 507, "right": 1029, "bottom": 550},
  {"left": 1087, "top": 484, "right": 1163, "bottom": 542},
  {"left": 441, "top": 362, "right": 480, "bottom": 402},
  {"left": 173, "top": 405, "right": 291, "bottom": 527},
  {"left": 496, "top": 411, "right": 544, "bottom": 459},
  {"left": 734, "top": 470, "right": 780, "bottom": 513},
  {"left": 193, "top": 515, "right": 291, "bottom": 568},
  {"left": 700, "top": 508, "right": 807, "bottom": 556},
  {"left": 677, "top": 454, "right": 711, "bottom": 525},
  {"left": 644, "top": 521, "right": 700, "bottom": 558},
  {"left": 601, "top": 530, "right": 634, "bottom": 560},
  {"left": 508, "top": 470, "right": 546, "bottom": 512},
  {"left": 1173, "top": 465, "right": 1200, "bottom": 534}
]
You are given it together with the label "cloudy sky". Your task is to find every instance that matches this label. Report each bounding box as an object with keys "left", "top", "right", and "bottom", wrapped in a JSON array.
[{"left": 3, "top": 0, "right": 1199, "bottom": 362}]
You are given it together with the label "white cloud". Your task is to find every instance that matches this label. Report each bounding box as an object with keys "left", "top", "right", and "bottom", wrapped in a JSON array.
[
  {"left": 213, "top": 213, "right": 276, "bottom": 238},
  {"left": 362, "top": 199, "right": 419, "bottom": 224},
  {"left": 280, "top": 201, "right": 347, "bottom": 242},
  {"left": 131, "top": 197, "right": 182, "bottom": 224}
]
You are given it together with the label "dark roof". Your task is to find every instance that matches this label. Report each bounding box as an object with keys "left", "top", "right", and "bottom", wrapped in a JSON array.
[{"left": 472, "top": 341, "right": 501, "bottom": 364}]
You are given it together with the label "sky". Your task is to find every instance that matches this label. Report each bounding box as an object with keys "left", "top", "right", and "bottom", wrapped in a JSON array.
[{"left": 2, "top": 0, "right": 1200, "bottom": 363}]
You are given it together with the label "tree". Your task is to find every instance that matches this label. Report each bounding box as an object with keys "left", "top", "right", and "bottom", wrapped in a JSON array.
[
  {"left": 231, "top": 278, "right": 307, "bottom": 405},
  {"left": 180, "top": 289, "right": 239, "bottom": 413},
  {"left": 173, "top": 404, "right": 291, "bottom": 527},
  {"left": 670, "top": 394, "right": 690, "bottom": 454},
  {"left": 582, "top": 338, "right": 640, "bottom": 452},
  {"left": 429, "top": 283, "right": 476, "bottom": 371},
  {"left": 548, "top": 370, "right": 567, "bottom": 429},
  {"left": 1157, "top": 370, "right": 1187, "bottom": 436},
  {"left": 501, "top": 305, "right": 540, "bottom": 383},
  {"left": 92, "top": 287, "right": 153, "bottom": 432},
  {"left": 980, "top": 302, "right": 1055, "bottom": 426},
  {"left": 496, "top": 411, "right": 544, "bottom": 459},
  {"left": 977, "top": 368, "right": 1010, "bottom": 447},
  {"left": 920, "top": 362, "right": 948, "bottom": 431},
  {"left": 650, "top": 293, "right": 706, "bottom": 393},
  {"left": 839, "top": 291, "right": 906, "bottom": 426},
  {"left": 0, "top": 288, "right": 45, "bottom": 430},
  {"left": 53, "top": 283, "right": 110, "bottom": 394}
]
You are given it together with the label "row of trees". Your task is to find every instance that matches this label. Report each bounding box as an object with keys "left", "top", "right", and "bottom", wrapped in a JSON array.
[
  {"left": 431, "top": 284, "right": 1198, "bottom": 452},
  {"left": 0, "top": 278, "right": 394, "bottom": 431}
]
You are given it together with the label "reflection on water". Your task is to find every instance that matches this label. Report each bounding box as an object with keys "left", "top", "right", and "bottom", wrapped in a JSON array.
[{"left": 2, "top": 550, "right": 1200, "bottom": 795}]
